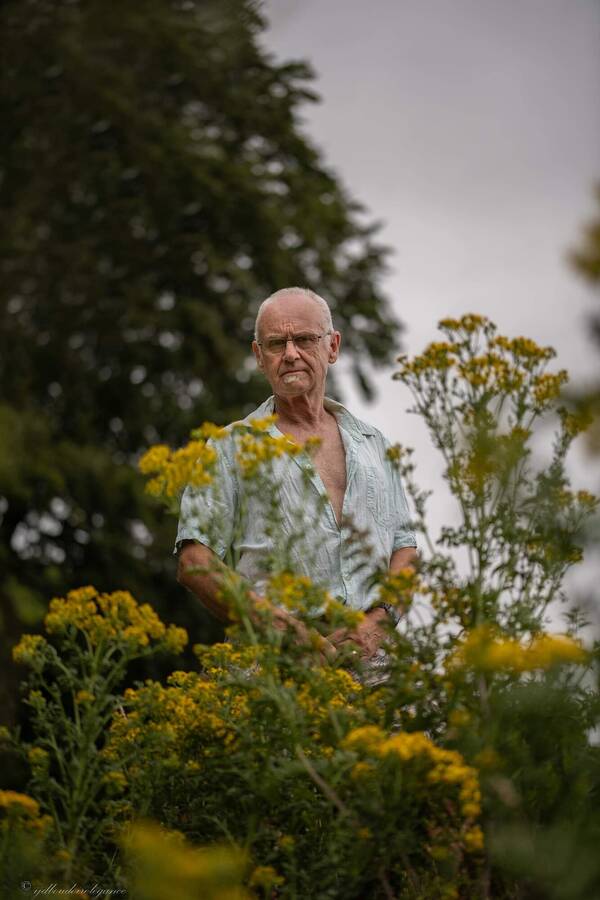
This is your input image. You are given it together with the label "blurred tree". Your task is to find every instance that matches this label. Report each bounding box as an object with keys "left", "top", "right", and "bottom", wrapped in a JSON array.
[
  {"left": 0, "top": 0, "right": 401, "bottom": 720},
  {"left": 571, "top": 185, "right": 600, "bottom": 288},
  {"left": 570, "top": 184, "right": 600, "bottom": 455}
]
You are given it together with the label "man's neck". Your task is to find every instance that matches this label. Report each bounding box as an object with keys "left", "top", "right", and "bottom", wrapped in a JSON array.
[{"left": 273, "top": 390, "right": 330, "bottom": 431}]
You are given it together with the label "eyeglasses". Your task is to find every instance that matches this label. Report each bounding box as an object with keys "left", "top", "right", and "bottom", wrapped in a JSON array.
[{"left": 257, "top": 332, "right": 332, "bottom": 355}]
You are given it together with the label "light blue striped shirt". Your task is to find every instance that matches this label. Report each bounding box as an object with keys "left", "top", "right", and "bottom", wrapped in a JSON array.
[{"left": 175, "top": 396, "right": 416, "bottom": 613}]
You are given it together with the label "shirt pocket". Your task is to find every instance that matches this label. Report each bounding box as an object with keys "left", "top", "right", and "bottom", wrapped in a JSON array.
[{"left": 366, "top": 466, "right": 393, "bottom": 528}]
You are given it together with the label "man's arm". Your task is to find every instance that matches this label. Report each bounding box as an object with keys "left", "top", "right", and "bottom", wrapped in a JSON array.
[
  {"left": 176, "top": 539, "right": 233, "bottom": 622},
  {"left": 389, "top": 545, "right": 419, "bottom": 574},
  {"left": 177, "top": 539, "right": 337, "bottom": 658}
]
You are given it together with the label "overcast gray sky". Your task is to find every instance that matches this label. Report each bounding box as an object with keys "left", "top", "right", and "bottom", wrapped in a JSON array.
[{"left": 262, "top": 0, "right": 600, "bottom": 610}]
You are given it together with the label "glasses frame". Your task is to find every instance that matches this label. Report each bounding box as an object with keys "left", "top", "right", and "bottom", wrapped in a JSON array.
[{"left": 256, "top": 331, "right": 333, "bottom": 355}]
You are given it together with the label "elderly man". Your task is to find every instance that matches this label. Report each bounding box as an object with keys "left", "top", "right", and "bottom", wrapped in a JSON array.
[{"left": 176, "top": 287, "right": 418, "bottom": 660}]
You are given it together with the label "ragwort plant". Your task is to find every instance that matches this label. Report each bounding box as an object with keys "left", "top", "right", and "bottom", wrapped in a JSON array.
[
  {"left": 7, "top": 588, "right": 187, "bottom": 884},
  {"left": 5, "top": 315, "right": 599, "bottom": 899}
]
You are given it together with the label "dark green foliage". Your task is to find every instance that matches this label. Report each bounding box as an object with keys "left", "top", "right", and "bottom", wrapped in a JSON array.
[{"left": 0, "top": 0, "right": 401, "bottom": 720}]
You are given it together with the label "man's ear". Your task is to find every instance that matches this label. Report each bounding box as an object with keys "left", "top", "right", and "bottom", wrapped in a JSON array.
[
  {"left": 252, "top": 340, "right": 263, "bottom": 369},
  {"left": 328, "top": 331, "right": 341, "bottom": 364}
]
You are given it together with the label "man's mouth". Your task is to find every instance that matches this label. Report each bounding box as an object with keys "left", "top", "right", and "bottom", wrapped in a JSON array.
[{"left": 282, "top": 372, "right": 303, "bottom": 384}]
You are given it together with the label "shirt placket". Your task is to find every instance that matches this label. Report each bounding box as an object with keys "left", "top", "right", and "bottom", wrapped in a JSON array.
[{"left": 338, "top": 422, "right": 361, "bottom": 603}]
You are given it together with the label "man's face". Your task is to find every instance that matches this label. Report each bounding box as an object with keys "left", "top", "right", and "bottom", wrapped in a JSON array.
[{"left": 252, "top": 294, "right": 341, "bottom": 398}]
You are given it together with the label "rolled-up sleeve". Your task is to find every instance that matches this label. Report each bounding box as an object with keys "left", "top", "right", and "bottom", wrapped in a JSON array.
[
  {"left": 174, "top": 438, "right": 238, "bottom": 560},
  {"left": 389, "top": 455, "right": 417, "bottom": 551}
]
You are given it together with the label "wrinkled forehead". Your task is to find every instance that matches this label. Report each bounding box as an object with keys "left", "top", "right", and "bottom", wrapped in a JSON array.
[{"left": 258, "top": 295, "right": 326, "bottom": 336}]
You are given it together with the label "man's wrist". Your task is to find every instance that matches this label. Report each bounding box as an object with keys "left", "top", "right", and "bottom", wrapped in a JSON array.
[
  {"left": 368, "top": 603, "right": 400, "bottom": 625},
  {"left": 367, "top": 605, "right": 391, "bottom": 623}
]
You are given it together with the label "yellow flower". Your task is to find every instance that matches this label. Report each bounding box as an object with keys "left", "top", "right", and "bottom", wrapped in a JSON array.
[
  {"left": 376, "top": 567, "right": 418, "bottom": 609},
  {"left": 235, "top": 431, "right": 302, "bottom": 478},
  {"left": 463, "top": 826, "right": 484, "bottom": 853},
  {"left": 0, "top": 790, "right": 39, "bottom": 814},
  {"left": 123, "top": 822, "right": 250, "bottom": 899},
  {"left": 12, "top": 634, "right": 47, "bottom": 666},
  {"left": 246, "top": 415, "right": 277, "bottom": 432},
  {"left": 0, "top": 790, "right": 40, "bottom": 817},
  {"left": 249, "top": 865, "right": 284, "bottom": 889},
  {"left": 439, "top": 313, "right": 488, "bottom": 333},
  {"left": 277, "top": 834, "right": 295, "bottom": 851},
  {"left": 139, "top": 439, "right": 217, "bottom": 499},
  {"left": 449, "top": 626, "right": 588, "bottom": 674},
  {"left": 532, "top": 370, "right": 568, "bottom": 405},
  {"left": 102, "top": 771, "right": 128, "bottom": 792},
  {"left": 448, "top": 709, "right": 470, "bottom": 728},
  {"left": 474, "top": 748, "right": 502, "bottom": 770},
  {"left": 341, "top": 725, "right": 386, "bottom": 754},
  {"left": 75, "top": 690, "right": 95, "bottom": 704},
  {"left": 164, "top": 625, "right": 189, "bottom": 654},
  {"left": 350, "top": 761, "right": 374, "bottom": 781},
  {"left": 193, "top": 422, "right": 228, "bottom": 441},
  {"left": 526, "top": 634, "right": 588, "bottom": 669},
  {"left": 42, "top": 587, "right": 186, "bottom": 655},
  {"left": 28, "top": 747, "right": 50, "bottom": 771}
]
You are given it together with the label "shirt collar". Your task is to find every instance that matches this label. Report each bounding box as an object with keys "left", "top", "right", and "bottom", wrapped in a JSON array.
[{"left": 243, "top": 396, "right": 377, "bottom": 441}]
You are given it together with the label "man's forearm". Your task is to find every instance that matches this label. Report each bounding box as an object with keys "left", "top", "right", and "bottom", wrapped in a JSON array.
[
  {"left": 389, "top": 545, "right": 419, "bottom": 574},
  {"left": 176, "top": 540, "right": 235, "bottom": 622},
  {"left": 176, "top": 541, "right": 337, "bottom": 658}
]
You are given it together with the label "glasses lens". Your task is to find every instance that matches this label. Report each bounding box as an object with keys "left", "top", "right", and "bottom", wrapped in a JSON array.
[
  {"left": 265, "top": 338, "right": 287, "bottom": 353},
  {"left": 294, "top": 335, "right": 318, "bottom": 349}
]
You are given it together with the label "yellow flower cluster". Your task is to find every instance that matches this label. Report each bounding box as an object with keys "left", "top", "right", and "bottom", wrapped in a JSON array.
[
  {"left": 293, "top": 668, "right": 362, "bottom": 728},
  {"left": 492, "top": 334, "right": 555, "bottom": 364},
  {"left": 192, "top": 422, "right": 229, "bottom": 441},
  {"left": 322, "top": 597, "right": 365, "bottom": 630},
  {"left": 139, "top": 439, "right": 218, "bottom": 499},
  {"left": 560, "top": 406, "right": 594, "bottom": 438},
  {"left": 75, "top": 690, "right": 95, "bottom": 704},
  {"left": 122, "top": 821, "right": 250, "bottom": 900},
  {"left": 532, "top": 371, "right": 569, "bottom": 405},
  {"left": 12, "top": 634, "right": 47, "bottom": 666},
  {"left": 266, "top": 571, "right": 315, "bottom": 611},
  {"left": 28, "top": 746, "right": 50, "bottom": 772},
  {"left": 396, "top": 341, "right": 458, "bottom": 375},
  {"left": 235, "top": 431, "right": 302, "bottom": 479},
  {"left": 102, "top": 770, "right": 128, "bottom": 793},
  {"left": 0, "top": 790, "right": 52, "bottom": 834},
  {"left": 449, "top": 626, "right": 588, "bottom": 674},
  {"left": 107, "top": 668, "right": 250, "bottom": 766},
  {"left": 231, "top": 416, "right": 321, "bottom": 479},
  {"left": 439, "top": 314, "right": 489, "bottom": 333},
  {"left": 195, "top": 641, "right": 264, "bottom": 675},
  {"left": 248, "top": 865, "right": 285, "bottom": 890},
  {"left": 342, "top": 726, "right": 482, "bottom": 826},
  {"left": 376, "top": 567, "right": 419, "bottom": 609},
  {"left": 41, "top": 586, "right": 188, "bottom": 654},
  {"left": 395, "top": 316, "right": 570, "bottom": 420}
]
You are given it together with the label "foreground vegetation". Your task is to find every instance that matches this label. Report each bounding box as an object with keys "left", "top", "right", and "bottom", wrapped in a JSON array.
[{"left": 3, "top": 316, "right": 599, "bottom": 899}]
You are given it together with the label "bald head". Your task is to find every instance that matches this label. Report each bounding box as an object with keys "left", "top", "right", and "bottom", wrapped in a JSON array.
[{"left": 254, "top": 287, "right": 333, "bottom": 342}]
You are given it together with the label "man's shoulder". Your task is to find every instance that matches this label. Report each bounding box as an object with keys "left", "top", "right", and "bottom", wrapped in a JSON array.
[
  {"left": 326, "top": 398, "right": 386, "bottom": 444},
  {"left": 210, "top": 398, "right": 276, "bottom": 445},
  {"left": 224, "top": 396, "right": 275, "bottom": 432}
]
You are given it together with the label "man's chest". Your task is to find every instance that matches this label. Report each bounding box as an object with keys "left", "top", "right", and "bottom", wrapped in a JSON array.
[{"left": 284, "top": 420, "right": 347, "bottom": 523}]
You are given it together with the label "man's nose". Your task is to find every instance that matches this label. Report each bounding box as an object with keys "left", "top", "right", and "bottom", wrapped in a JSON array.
[{"left": 282, "top": 338, "right": 301, "bottom": 361}]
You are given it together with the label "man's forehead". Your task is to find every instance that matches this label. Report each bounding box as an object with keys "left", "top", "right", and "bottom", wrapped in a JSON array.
[{"left": 259, "top": 296, "right": 323, "bottom": 333}]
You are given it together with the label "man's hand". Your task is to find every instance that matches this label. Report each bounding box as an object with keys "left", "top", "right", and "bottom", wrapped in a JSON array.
[
  {"left": 249, "top": 592, "right": 337, "bottom": 662},
  {"left": 328, "top": 607, "right": 391, "bottom": 662}
]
